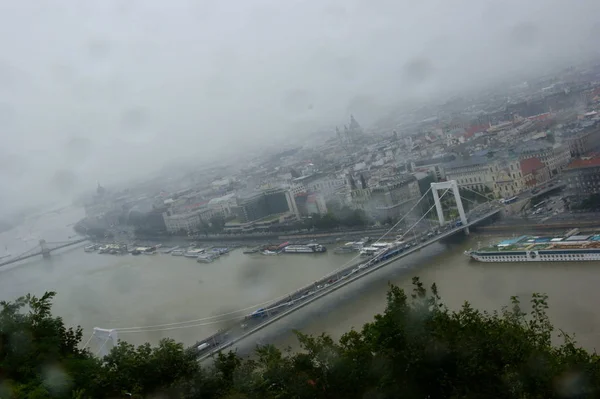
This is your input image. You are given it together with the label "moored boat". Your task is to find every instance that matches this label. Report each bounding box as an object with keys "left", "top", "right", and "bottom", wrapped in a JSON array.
[
  {"left": 282, "top": 243, "right": 327, "bottom": 254},
  {"left": 212, "top": 247, "right": 230, "bottom": 255},
  {"left": 184, "top": 249, "right": 205, "bottom": 258},
  {"left": 197, "top": 253, "right": 218, "bottom": 263},
  {"left": 333, "top": 241, "right": 365, "bottom": 254},
  {"left": 466, "top": 234, "right": 600, "bottom": 262},
  {"left": 334, "top": 243, "right": 355, "bottom": 254}
]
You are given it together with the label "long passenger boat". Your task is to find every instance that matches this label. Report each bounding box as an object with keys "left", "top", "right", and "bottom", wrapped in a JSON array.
[{"left": 465, "top": 234, "right": 600, "bottom": 262}]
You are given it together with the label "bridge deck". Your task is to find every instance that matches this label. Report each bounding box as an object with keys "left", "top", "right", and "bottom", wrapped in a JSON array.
[{"left": 196, "top": 207, "right": 501, "bottom": 360}]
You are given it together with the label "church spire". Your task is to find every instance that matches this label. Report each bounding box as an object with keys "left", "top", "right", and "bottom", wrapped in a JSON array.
[{"left": 348, "top": 114, "right": 362, "bottom": 135}]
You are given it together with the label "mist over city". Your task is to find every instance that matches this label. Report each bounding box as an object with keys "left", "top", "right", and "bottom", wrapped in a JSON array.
[
  {"left": 4, "top": 1, "right": 600, "bottom": 397},
  {"left": 0, "top": 0, "right": 599, "bottom": 216}
]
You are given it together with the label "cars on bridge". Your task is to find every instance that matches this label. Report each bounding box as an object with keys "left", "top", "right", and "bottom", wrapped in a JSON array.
[{"left": 195, "top": 207, "right": 502, "bottom": 360}]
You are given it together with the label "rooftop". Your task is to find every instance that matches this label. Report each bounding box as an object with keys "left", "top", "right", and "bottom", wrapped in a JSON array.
[
  {"left": 520, "top": 157, "right": 545, "bottom": 175},
  {"left": 445, "top": 156, "right": 490, "bottom": 170},
  {"left": 479, "top": 235, "right": 600, "bottom": 252},
  {"left": 514, "top": 140, "right": 553, "bottom": 154},
  {"left": 566, "top": 155, "right": 600, "bottom": 170},
  {"left": 207, "top": 193, "right": 236, "bottom": 205}
]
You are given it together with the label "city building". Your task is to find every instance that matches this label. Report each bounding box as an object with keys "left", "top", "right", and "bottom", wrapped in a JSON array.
[
  {"left": 162, "top": 210, "right": 201, "bottom": 234},
  {"left": 235, "top": 188, "right": 295, "bottom": 223},
  {"left": 207, "top": 193, "right": 237, "bottom": 217},
  {"left": 444, "top": 157, "right": 496, "bottom": 192},
  {"left": 515, "top": 142, "right": 571, "bottom": 176},
  {"left": 294, "top": 192, "right": 328, "bottom": 216},
  {"left": 519, "top": 157, "right": 550, "bottom": 188},
  {"left": 410, "top": 154, "right": 456, "bottom": 181},
  {"left": 564, "top": 155, "right": 600, "bottom": 200},
  {"left": 223, "top": 214, "right": 297, "bottom": 234},
  {"left": 336, "top": 115, "right": 365, "bottom": 146},
  {"left": 445, "top": 155, "right": 527, "bottom": 198},
  {"left": 291, "top": 174, "right": 347, "bottom": 199},
  {"left": 491, "top": 158, "right": 525, "bottom": 198},
  {"left": 349, "top": 176, "right": 420, "bottom": 221},
  {"left": 563, "top": 123, "right": 600, "bottom": 156}
]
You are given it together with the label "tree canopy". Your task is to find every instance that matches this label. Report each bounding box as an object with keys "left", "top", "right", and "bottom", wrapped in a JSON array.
[{"left": 2, "top": 279, "right": 600, "bottom": 398}]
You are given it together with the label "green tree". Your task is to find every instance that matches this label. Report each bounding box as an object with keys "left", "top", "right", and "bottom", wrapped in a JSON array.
[
  {"left": 5, "top": 281, "right": 600, "bottom": 398},
  {"left": 313, "top": 212, "right": 340, "bottom": 229},
  {"left": 0, "top": 292, "right": 101, "bottom": 398},
  {"left": 226, "top": 278, "right": 600, "bottom": 399},
  {"left": 96, "top": 339, "right": 200, "bottom": 398},
  {"left": 208, "top": 216, "right": 225, "bottom": 233},
  {"left": 337, "top": 206, "right": 368, "bottom": 227}
]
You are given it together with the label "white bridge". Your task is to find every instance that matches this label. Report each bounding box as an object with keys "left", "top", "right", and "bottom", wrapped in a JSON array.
[{"left": 431, "top": 180, "right": 469, "bottom": 234}]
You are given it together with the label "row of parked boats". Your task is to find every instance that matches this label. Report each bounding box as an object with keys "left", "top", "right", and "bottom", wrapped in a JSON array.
[
  {"left": 85, "top": 243, "right": 165, "bottom": 255},
  {"left": 171, "top": 247, "right": 230, "bottom": 263},
  {"left": 84, "top": 243, "right": 231, "bottom": 263},
  {"left": 332, "top": 237, "right": 372, "bottom": 254},
  {"left": 332, "top": 235, "right": 427, "bottom": 256},
  {"left": 243, "top": 242, "right": 327, "bottom": 256}
]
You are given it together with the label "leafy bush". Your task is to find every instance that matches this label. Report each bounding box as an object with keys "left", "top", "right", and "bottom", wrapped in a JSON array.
[{"left": 2, "top": 279, "right": 599, "bottom": 398}]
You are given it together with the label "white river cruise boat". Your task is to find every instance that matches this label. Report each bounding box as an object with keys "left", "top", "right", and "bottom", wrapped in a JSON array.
[
  {"left": 282, "top": 243, "right": 327, "bottom": 254},
  {"left": 465, "top": 234, "right": 600, "bottom": 263}
]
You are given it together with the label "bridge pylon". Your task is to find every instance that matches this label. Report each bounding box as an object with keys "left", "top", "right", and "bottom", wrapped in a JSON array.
[
  {"left": 39, "top": 239, "right": 51, "bottom": 259},
  {"left": 430, "top": 180, "right": 469, "bottom": 235}
]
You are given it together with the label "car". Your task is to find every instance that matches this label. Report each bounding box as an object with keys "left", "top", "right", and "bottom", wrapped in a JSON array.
[
  {"left": 251, "top": 308, "right": 268, "bottom": 318},
  {"left": 197, "top": 342, "right": 211, "bottom": 352}
]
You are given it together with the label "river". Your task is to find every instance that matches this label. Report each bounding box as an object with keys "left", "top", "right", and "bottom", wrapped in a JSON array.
[{"left": 1, "top": 207, "right": 600, "bottom": 354}]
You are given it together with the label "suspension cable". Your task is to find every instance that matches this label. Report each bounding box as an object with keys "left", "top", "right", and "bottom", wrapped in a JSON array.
[
  {"left": 395, "top": 188, "right": 451, "bottom": 242},
  {"left": 114, "top": 291, "right": 315, "bottom": 331},
  {"left": 314, "top": 186, "right": 434, "bottom": 281}
]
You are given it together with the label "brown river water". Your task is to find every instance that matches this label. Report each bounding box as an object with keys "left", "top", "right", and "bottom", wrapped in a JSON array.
[{"left": 1, "top": 207, "right": 600, "bottom": 353}]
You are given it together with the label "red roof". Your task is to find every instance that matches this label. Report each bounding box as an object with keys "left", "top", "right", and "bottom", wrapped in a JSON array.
[
  {"left": 567, "top": 155, "right": 600, "bottom": 169},
  {"left": 184, "top": 201, "right": 209, "bottom": 210},
  {"left": 520, "top": 157, "right": 545, "bottom": 175},
  {"left": 527, "top": 113, "right": 552, "bottom": 122},
  {"left": 464, "top": 125, "right": 488, "bottom": 138}
]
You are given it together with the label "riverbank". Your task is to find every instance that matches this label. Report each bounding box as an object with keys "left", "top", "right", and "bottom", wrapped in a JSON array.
[{"left": 91, "top": 214, "right": 600, "bottom": 250}]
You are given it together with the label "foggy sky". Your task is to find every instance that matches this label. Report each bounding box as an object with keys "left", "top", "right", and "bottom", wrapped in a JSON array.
[{"left": 0, "top": 0, "right": 599, "bottom": 213}]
